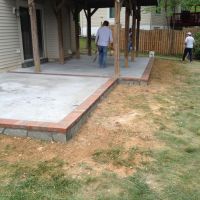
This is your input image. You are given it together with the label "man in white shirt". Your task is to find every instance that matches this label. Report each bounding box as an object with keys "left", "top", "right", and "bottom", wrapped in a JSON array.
[
  {"left": 95, "top": 21, "right": 113, "bottom": 68},
  {"left": 182, "top": 32, "right": 195, "bottom": 62}
]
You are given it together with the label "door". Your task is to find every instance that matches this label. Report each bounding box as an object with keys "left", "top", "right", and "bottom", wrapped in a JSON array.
[{"left": 20, "top": 7, "right": 44, "bottom": 60}]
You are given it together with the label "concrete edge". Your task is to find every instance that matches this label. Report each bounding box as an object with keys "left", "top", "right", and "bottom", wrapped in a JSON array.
[
  {"left": 119, "top": 57, "right": 155, "bottom": 86},
  {"left": 8, "top": 71, "right": 110, "bottom": 79},
  {"left": 0, "top": 78, "right": 117, "bottom": 142},
  {"left": 140, "top": 57, "right": 155, "bottom": 84}
]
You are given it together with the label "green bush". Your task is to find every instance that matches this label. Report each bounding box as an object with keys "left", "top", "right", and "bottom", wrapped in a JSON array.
[{"left": 194, "top": 32, "right": 200, "bottom": 60}]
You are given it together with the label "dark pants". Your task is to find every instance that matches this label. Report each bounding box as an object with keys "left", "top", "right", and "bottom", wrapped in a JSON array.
[
  {"left": 98, "top": 46, "right": 108, "bottom": 68},
  {"left": 182, "top": 48, "right": 193, "bottom": 62}
]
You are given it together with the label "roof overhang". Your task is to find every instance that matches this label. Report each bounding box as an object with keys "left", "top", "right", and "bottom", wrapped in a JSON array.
[{"left": 72, "top": 0, "right": 158, "bottom": 9}]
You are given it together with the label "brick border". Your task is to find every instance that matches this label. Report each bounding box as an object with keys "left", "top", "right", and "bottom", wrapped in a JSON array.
[
  {"left": 0, "top": 78, "right": 117, "bottom": 142},
  {"left": 119, "top": 57, "right": 155, "bottom": 85}
]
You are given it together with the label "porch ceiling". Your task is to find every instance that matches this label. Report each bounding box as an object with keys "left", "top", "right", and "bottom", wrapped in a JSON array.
[{"left": 68, "top": 0, "right": 158, "bottom": 9}]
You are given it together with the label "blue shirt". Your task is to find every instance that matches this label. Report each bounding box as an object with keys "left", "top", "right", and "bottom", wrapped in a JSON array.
[{"left": 95, "top": 26, "right": 113, "bottom": 47}]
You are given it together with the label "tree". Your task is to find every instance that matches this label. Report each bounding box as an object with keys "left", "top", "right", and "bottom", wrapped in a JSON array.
[
  {"left": 181, "top": 0, "right": 200, "bottom": 10},
  {"left": 157, "top": 0, "right": 200, "bottom": 54},
  {"left": 158, "top": 0, "right": 200, "bottom": 26},
  {"left": 194, "top": 32, "right": 200, "bottom": 60},
  {"left": 158, "top": 0, "right": 181, "bottom": 27}
]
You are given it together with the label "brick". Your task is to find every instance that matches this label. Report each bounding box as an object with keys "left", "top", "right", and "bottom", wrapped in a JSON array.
[
  {"left": 52, "top": 133, "right": 67, "bottom": 143},
  {"left": 4, "top": 128, "right": 27, "bottom": 137},
  {"left": 28, "top": 131, "right": 52, "bottom": 141}
]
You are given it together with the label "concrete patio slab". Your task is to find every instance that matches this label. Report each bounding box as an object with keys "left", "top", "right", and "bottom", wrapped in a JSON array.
[
  {"left": 0, "top": 56, "right": 154, "bottom": 142},
  {"left": 0, "top": 73, "right": 109, "bottom": 122},
  {"left": 11, "top": 56, "right": 150, "bottom": 79}
]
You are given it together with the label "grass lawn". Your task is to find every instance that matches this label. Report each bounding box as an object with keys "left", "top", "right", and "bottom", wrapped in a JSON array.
[
  {"left": 80, "top": 37, "right": 96, "bottom": 54},
  {"left": 0, "top": 58, "right": 200, "bottom": 199}
]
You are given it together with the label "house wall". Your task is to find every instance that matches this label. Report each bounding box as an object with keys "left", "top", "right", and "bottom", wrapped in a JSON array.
[
  {"left": 0, "top": 0, "right": 76, "bottom": 71},
  {"left": 41, "top": 0, "right": 76, "bottom": 61},
  {"left": 80, "top": 7, "right": 168, "bottom": 36},
  {"left": 151, "top": 12, "right": 168, "bottom": 29},
  {"left": 80, "top": 8, "right": 126, "bottom": 36},
  {"left": 0, "top": 0, "right": 21, "bottom": 70},
  {"left": 44, "top": 0, "right": 59, "bottom": 60},
  {"left": 140, "top": 7, "right": 152, "bottom": 30},
  {"left": 62, "top": 7, "right": 76, "bottom": 57}
]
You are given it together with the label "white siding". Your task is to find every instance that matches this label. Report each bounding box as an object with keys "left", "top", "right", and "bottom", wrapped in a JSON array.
[
  {"left": 44, "top": 0, "right": 59, "bottom": 60},
  {"left": 0, "top": 0, "right": 77, "bottom": 68},
  {"left": 63, "top": 7, "right": 76, "bottom": 57},
  {"left": 44, "top": 1, "right": 76, "bottom": 60},
  {"left": 80, "top": 7, "right": 146, "bottom": 36},
  {"left": 0, "top": 0, "right": 21, "bottom": 70}
]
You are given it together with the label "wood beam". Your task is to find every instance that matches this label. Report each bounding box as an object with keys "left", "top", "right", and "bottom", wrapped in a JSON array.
[
  {"left": 87, "top": 8, "right": 92, "bottom": 56},
  {"left": 124, "top": 5, "right": 130, "bottom": 68},
  {"left": 136, "top": 6, "right": 141, "bottom": 57},
  {"left": 74, "top": 9, "right": 80, "bottom": 59},
  {"left": 83, "top": 9, "right": 88, "bottom": 19},
  {"left": 131, "top": 3, "right": 136, "bottom": 61},
  {"left": 128, "top": 0, "right": 133, "bottom": 15},
  {"left": 52, "top": 0, "right": 65, "bottom": 64},
  {"left": 84, "top": 8, "right": 98, "bottom": 56},
  {"left": 57, "top": 10, "right": 65, "bottom": 64},
  {"left": 91, "top": 8, "right": 98, "bottom": 16},
  {"left": 56, "top": 0, "right": 66, "bottom": 12},
  {"left": 114, "top": 0, "right": 121, "bottom": 78},
  {"left": 28, "top": 0, "right": 41, "bottom": 73}
]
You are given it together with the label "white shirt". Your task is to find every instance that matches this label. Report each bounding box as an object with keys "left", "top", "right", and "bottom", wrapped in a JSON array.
[
  {"left": 185, "top": 36, "right": 195, "bottom": 48},
  {"left": 95, "top": 26, "right": 113, "bottom": 47}
]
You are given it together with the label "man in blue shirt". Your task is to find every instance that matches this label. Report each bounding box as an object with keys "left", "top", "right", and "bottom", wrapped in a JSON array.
[{"left": 95, "top": 21, "right": 113, "bottom": 68}]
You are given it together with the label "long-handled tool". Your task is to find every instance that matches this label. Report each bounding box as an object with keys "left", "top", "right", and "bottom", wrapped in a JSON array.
[{"left": 93, "top": 47, "right": 98, "bottom": 63}]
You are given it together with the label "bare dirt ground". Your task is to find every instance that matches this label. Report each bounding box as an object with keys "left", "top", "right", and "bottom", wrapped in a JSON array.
[{"left": 0, "top": 59, "right": 178, "bottom": 178}]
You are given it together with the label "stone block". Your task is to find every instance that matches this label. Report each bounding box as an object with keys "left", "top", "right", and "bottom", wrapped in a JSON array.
[
  {"left": 4, "top": 128, "right": 27, "bottom": 137},
  {"left": 52, "top": 133, "right": 67, "bottom": 143},
  {"left": 140, "top": 81, "right": 148, "bottom": 86},
  {"left": 28, "top": 131, "right": 52, "bottom": 141}
]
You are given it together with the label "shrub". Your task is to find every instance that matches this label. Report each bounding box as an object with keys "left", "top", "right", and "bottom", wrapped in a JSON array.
[{"left": 194, "top": 32, "right": 200, "bottom": 60}]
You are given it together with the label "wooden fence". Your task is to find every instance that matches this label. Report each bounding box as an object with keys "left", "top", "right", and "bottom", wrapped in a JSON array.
[{"left": 118, "top": 28, "right": 200, "bottom": 55}]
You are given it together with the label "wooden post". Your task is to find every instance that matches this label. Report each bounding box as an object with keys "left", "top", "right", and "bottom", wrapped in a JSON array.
[
  {"left": 84, "top": 8, "right": 98, "bottom": 56},
  {"left": 28, "top": 0, "right": 41, "bottom": 73},
  {"left": 124, "top": 6, "right": 130, "bottom": 68},
  {"left": 136, "top": 6, "right": 141, "bottom": 57},
  {"left": 131, "top": 3, "right": 136, "bottom": 61},
  {"left": 75, "top": 9, "right": 80, "bottom": 59},
  {"left": 87, "top": 8, "right": 92, "bottom": 56},
  {"left": 114, "top": 0, "right": 121, "bottom": 78},
  {"left": 57, "top": 10, "right": 65, "bottom": 64}
]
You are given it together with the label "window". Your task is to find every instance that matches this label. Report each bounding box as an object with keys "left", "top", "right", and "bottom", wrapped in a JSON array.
[{"left": 109, "top": 7, "right": 115, "bottom": 18}]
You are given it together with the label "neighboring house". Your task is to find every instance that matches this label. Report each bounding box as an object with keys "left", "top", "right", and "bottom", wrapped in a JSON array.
[
  {"left": 0, "top": 0, "right": 76, "bottom": 71},
  {"left": 80, "top": 7, "right": 167, "bottom": 36}
]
